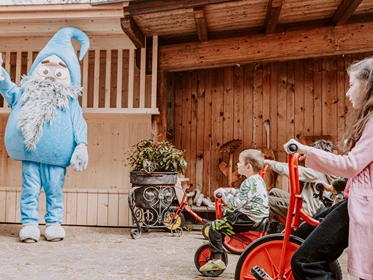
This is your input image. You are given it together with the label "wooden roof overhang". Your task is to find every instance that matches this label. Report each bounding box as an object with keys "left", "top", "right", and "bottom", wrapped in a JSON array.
[
  {"left": 0, "top": 2, "right": 136, "bottom": 51},
  {"left": 122, "top": 0, "right": 373, "bottom": 72}
]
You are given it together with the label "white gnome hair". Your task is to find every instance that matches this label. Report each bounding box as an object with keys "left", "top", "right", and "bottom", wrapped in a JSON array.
[{"left": 18, "top": 75, "right": 82, "bottom": 150}]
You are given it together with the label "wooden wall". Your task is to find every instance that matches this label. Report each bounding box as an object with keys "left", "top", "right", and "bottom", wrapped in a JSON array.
[
  {"left": 0, "top": 115, "right": 151, "bottom": 226},
  {"left": 169, "top": 52, "right": 372, "bottom": 198}
]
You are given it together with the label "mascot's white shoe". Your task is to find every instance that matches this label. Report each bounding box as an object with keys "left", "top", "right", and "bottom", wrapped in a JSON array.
[
  {"left": 44, "top": 223, "right": 65, "bottom": 242},
  {"left": 19, "top": 224, "right": 40, "bottom": 243}
]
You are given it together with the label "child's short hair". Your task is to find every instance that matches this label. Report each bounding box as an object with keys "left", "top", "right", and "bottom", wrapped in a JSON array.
[
  {"left": 332, "top": 178, "right": 348, "bottom": 193},
  {"left": 310, "top": 140, "right": 334, "bottom": 153},
  {"left": 240, "top": 149, "right": 264, "bottom": 173}
]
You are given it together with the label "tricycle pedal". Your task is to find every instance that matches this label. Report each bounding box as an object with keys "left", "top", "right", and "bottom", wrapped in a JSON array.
[{"left": 250, "top": 265, "right": 273, "bottom": 280}]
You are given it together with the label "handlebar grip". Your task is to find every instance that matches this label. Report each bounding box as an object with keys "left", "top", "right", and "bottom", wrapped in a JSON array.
[
  {"left": 287, "top": 144, "right": 298, "bottom": 154},
  {"left": 216, "top": 193, "right": 222, "bottom": 198},
  {"left": 315, "top": 183, "right": 324, "bottom": 192}
]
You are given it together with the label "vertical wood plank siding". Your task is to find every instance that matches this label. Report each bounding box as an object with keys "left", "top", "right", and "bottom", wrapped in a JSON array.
[{"left": 170, "top": 53, "right": 371, "bottom": 196}]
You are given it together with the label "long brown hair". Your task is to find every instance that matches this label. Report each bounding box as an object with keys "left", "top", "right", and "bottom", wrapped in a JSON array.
[{"left": 342, "top": 58, "right": 373, "bottom": 153}]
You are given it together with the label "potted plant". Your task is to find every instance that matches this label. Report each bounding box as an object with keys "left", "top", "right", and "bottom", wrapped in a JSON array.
[
  {"left": 126, "top": 139, "right": 188, "bottom": 237},
  {"left": 127, "top": 138, "right": 187, "bottom": 185}
]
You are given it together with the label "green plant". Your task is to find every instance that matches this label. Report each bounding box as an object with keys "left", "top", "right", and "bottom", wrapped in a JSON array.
[{"left": 127, "top": 139, "right": 187, "bottom": 174}]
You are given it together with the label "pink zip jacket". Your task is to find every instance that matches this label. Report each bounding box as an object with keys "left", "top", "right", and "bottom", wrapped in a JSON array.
[{"left": 306, "top": 120, "right": 373, "bottom": 280}]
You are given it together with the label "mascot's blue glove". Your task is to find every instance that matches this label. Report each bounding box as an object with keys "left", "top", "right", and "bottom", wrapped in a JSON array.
[{"left": 70, "top": 144, "right": 88, "bottom": 172}]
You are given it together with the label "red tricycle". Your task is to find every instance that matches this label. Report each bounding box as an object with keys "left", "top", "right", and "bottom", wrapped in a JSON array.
[
  {"left": 166, "top": 164, "right": 269, "bottom": 247},
  {"left": 234, "top": 144, "right": 343, "bottom": 280}
]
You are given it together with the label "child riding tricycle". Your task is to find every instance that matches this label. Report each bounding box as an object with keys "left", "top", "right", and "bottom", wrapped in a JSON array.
[
  {"left": 194, "top": 146, "right": 344, "bottom": 279},
  {"left": 195, "top": 149, "right": 270, "bottom": 276}
]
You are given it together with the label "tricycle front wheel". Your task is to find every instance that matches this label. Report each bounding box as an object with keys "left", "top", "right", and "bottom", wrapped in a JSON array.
[{"left": 194, "top": 243, "right": 228, "bottom": 277}]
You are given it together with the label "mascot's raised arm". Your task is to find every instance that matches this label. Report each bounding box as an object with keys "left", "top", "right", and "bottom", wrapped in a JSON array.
[{"left": 0, "top": 27, "right": 90, "bottom": 243}]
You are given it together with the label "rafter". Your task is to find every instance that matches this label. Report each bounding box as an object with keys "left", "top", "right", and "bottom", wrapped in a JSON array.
[
  {"left": 264, "top": 0, "right": 283, "bottom": 34},
  {"left": 193, "top": 7, "right": 209, "bottom": 42},
  {"left": 124, "top": 0, "right": 239, "bottom": 15},
  {"left": 332, "top": 0, "right": 363, "bottom": 26},
  {"left": 158, "top": 21, "right": 373, "bottom": 72},
  {"left": 120, "top": 15, "right": 145, "bottom": 48}
]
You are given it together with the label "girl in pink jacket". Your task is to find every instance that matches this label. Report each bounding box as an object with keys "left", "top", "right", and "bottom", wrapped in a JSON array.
[{"left": 285, "top": 57, "right": 373, "bottom": 280}]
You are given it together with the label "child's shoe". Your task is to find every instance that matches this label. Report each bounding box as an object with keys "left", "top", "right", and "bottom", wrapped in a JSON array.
[{"left": 199, "top": 259, "right": 226, "bottom": 271}]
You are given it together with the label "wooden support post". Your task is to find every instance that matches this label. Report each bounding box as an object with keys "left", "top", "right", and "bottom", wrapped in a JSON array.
[
  {"left": 264, "top": 0, "right": 282, "bottom": 34},
  {"left": 151, "top": 35, "right": 158, "bottom": 109},
  {"left": 93, "top": 49, "right": 100, "bottom": 108},
  {"left": 332, "top": 0, "right": 363, "bottom": 26},
  {"left": 128, "top": 49, "right": 134, "bottom": 109},
  {"left": 116, "top": 49, "right": 123, "bottom": 109},
  {"left": 193, "top": 7, "right": 209, "bottom": 42},
  {"left": 15, "top": 51, "right": 21, "bottom": 85},
  {"left": 139, "top": 47, "right": 146, "bottom": 108},
  {"left": 26, "top": 51, "right": 32, "bottom": 73},
  {"left": 152, "top": 70, "right": 167, "bottom": 142},
  {"left": 82, "top": 53, "right": 88, "bottom": 109},
  {"left": 105, "top": 49, "right": 111, "bottom": 109}
]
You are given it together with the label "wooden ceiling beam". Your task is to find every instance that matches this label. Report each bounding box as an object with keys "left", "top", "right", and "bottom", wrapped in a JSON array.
[
  {"left": 193, "top": 7, "right": 209, "bottom": 42},
  {"left": 158, "top": 21, "right": 373, "bottom": 72},
  {"left": 121, "top": 15, "right": 145, "bottom": 48},
  {"left": 332, "top": 0, "right": 363, "bottom": 26},
  {"left": 124, "top": 0, "right": 239, "bottom": 15},
  {"left": 264, "top": 0, "right": 283, "bottom": 34}
]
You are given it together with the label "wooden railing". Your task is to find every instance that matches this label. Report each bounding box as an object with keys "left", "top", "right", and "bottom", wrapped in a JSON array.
[{"left": 0, "top": 35, "right": 159, "bottom": 115}]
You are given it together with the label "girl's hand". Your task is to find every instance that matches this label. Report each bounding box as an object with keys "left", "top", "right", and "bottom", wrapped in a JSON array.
[{"left": 283, "top": 138, "right": 310, "bottom": 156}]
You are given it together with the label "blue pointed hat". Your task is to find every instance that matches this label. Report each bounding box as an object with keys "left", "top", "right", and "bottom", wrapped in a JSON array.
[{"left": 28, "top": 27, "right": 90, "bottom": 86}]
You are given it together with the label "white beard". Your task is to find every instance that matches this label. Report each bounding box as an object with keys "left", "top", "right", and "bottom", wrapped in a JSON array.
[{"left": 18, "top": 75, "right": 82, "bottom": 150}]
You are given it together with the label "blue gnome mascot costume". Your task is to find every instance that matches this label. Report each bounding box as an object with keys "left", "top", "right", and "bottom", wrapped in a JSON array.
[{"left": 0, "top": 27, "right": 89, "bottom": 242}]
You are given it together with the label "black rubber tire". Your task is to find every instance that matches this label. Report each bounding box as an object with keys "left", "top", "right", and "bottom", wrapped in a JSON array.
[
  {"left": 235, "top": 234, "right": 343, "bottom": 280},
  {"left": 163, "top": 211, "right": 185, "bottom": 231},
  {"left": 194, "top": 243, "right": 228, "bottom": 277},
  {"left": 202, "top": 223, "right": 210, "bottom": 240},
  {"left": 330, "top": 259, "right": 343, "bottom": 280}
]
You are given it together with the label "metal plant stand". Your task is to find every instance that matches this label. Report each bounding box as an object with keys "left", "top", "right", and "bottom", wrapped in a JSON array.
[{"left": 128, "top": 172, "right": 182, "bottom": 239}]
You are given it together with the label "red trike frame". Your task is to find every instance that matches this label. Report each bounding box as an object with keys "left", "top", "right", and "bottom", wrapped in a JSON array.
[{"left": 235, "top": 152, "right": 323, "bottom": 280}]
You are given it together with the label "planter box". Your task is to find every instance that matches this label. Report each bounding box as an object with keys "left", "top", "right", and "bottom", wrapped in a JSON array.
[
  {"left": 133, "top": 186, "right": 175, "bottom": 211},
  {"left": 130, "top": 171, "right": 178, "bottom": 185}
]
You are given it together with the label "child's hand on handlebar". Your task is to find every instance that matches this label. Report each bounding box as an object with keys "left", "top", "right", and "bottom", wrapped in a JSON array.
[
  {"left": 283, "top": 138, "right": 310, "bottom": 159},
  {"left": 315, "top": 181, "right": 333, "bottom": 192}
]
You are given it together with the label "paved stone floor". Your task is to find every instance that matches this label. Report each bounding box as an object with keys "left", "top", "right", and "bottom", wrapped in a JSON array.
[{"left": 0, "top": 224, "right": 357, "bottom": 280}]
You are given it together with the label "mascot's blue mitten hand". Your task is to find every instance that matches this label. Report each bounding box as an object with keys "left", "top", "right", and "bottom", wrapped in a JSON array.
[{"left": 70, "top": 145, "right": 88, "bottom": 172}]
